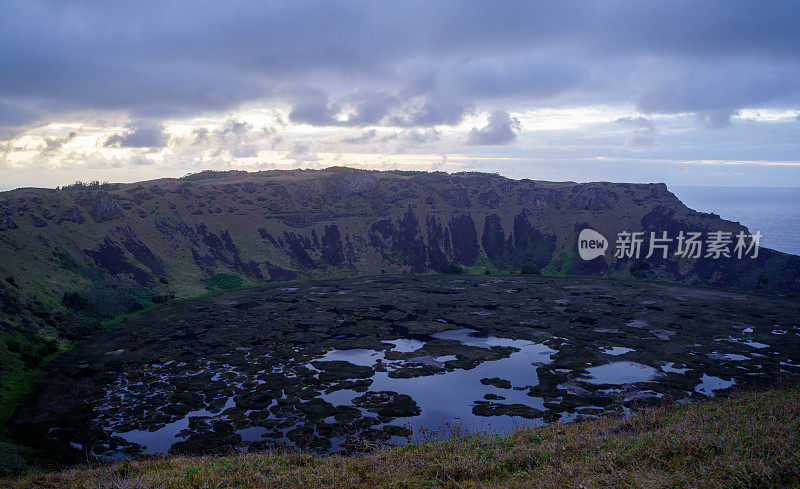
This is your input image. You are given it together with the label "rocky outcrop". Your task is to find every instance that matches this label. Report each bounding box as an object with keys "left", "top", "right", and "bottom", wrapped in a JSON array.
[
  {"left": 0, "top": 215, "right": 18, "bottom": 230},
  {"left": 58, "top": 206, "right": 86, "bottom": 224},
  {"left": 84, "top": 238, "right": 153, "bottom": 286},
  {"left": 90, "top": 192, "right": 122, "bottom": 222},
  {"left": 448, "top": 214, "right": 479, "bottom": 265},
  {"left": 31, "top": 215, "right": 47, "bottom": 227}
]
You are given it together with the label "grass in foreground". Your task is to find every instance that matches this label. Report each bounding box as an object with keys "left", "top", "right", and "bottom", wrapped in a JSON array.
[{"left": 4, "top": 385, "right": 799, "bottom": 489}]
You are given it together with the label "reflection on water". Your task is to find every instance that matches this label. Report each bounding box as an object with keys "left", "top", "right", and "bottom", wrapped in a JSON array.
[
  {"left": 583, "top": 362, "right": 659, "bottom": 385},
  {"left": 695, "top": 374, "right": 736, "bottom": 397},
  {"left": 317, "top": 328, "right": 555, "bottom": 435},
  {"left": 599, "top": 346, "right": 635, "bottom": 356},
  {"left": 96, "top": 327, "right": 774, "bottom": 456},
  {"left": 386, "top": 338, "right": 425, "bottom": 353}
]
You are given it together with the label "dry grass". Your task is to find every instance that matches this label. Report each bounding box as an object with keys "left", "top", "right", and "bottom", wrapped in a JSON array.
[{"left": 5, "top": 385, "right": 799, "bottom": 489}]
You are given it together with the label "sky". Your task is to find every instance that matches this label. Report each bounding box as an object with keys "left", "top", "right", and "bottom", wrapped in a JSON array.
[{"left": 1, "top": 1, "right": 800, "bottom": 191}]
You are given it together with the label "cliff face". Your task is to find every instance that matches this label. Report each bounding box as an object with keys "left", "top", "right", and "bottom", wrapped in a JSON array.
[{"left": 1, "top": 168, "right": 798, "bottom": 304}]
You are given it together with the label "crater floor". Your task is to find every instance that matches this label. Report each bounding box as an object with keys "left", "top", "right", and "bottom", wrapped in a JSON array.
[{"left": 13, "top": 275, "right": 800, "bottom": 460}]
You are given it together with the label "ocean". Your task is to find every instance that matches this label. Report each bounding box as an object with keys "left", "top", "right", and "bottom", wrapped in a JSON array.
[{"left": 671, "top": 186, "right": 800, "bottom": 256}]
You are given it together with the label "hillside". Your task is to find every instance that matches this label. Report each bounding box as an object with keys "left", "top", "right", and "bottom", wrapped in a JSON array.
[
  {"left": 2, "top": 168, "right": 798, "bottom": 300},
  {"left": 4, "top": 384, "right": 799, "bottom": 488},
  {"left": 1, "top": 168, "right": 799, "bottom": 436}
]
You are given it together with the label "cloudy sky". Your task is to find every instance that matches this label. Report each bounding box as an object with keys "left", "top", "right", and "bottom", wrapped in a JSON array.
[{"left": 1, "top": 0, "right": 799, "bottom": 190}]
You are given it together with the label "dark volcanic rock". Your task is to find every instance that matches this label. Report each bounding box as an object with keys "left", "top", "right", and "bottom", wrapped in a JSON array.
[
  {"left": 91, "top": 192, "right": 122, "bottom": 222},
  {"left": 326, "top": 169, "right": 378, "bottom": 198},
  {"left": 298, "top": 399, "right": 338, "bottom": 419},
  {"left": 321, "top": 224, "right": 345, "bottom": 266},
  {"left": 482, "top": 214, "right": 505, "bottom": 263},
  {"left": 265, "top": 262, "right": 297, "bottom": 281},
  {"left": 312, "top": 361, "right": 374, "bottom": 381},
  {"left": 31, "top": 215, "right": 47, "bottom": 227},
  {"left": 569, "top": 184, "right": 617, "bottom": 211},
  {"left": 480, "top": 377, "right": 512, "bottom": 389},
  {"left": 518, "top": 186, "right": 561, "bottom": 207},
  {"left": 512, "top": 213, "right": 556, "bottom": 269},
  {"left": 121, "top": 227, "right": 166, "bottom": 277},
  {"left": 473, "top": 402, "right": 543, "bottom": 419},
  {"left": 395, "top": 206, "right": 427, "bottom": 273},
  {"left": 425, "top": 214, "right": 449, "bottom": 271},
  {"left": 441, "top": 186, "right": 471, "bottom": 207},
  {"left": 352, "top": 391, "right": 421, "bottom": 417},
  {"left": 448, "top": 214, "right": 479, "bottom": 264},
  {"left": 283, "top": 231, "right": 318, "bottom": 269},
  {"left": 478, "top": 188, "right": 504, "bottom": 208},
  {"left": 84, "top": 238, "right": 154, "bottom": 285},
  {"left": 58, "top": 206, "right": 86, "bottom": 224},
  {"left": 0, "top": 215, "right": 18, "bottom": 230}
]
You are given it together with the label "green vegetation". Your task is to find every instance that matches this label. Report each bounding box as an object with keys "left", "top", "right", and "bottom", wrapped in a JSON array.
[
  {"left": 440, "top": 264, "right": 465, "bottom": 274},
  {"left": 519, "top": 263, "right": 540, "bottom": 275},
  {"left": 60, "top": 180, "right": 120, "bottom": 191},
  {"left": 629, "top": 261, "right": 651, "bottom": 279},
  {"left": 204, "top": 273, "right": 244, "bottom": 290},
  {"left": 4, "top": 385, "right": 799, "bottom": 488}
]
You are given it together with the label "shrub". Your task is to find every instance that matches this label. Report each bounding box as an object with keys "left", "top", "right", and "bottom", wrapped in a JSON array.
[
  {"left": 630, "top": 261, "right": 651, "bottom": 279},
  {"left": 0, "top": 442, "right": 26, "bottom": 475},
  {"left": 62, "top": 291, "right": 90, "bottom": 312},
  {"left": 62, "top": 180, "right": 120, "bottom": 191},
  {"left": 205, "top": 273, "right": 244, "bottom": 290},
  {"left": 62, "top": 285, "right": 148, "bottom": 320},
  {"left": 441, "top": 264, "right": 464, "bottom": 274},
  {"left": 61, "top": 316, "right": 101, "bottom": 339},
  {"left": 520, "top": 264, "right": 540, "bottom": 275}
]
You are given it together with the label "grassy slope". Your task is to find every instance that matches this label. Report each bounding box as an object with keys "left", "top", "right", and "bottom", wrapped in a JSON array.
[{"left": 5, "top": 385, "right": 799, "bottom": 489}]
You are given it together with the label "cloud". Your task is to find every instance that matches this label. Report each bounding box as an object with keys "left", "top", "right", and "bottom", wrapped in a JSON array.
[
  {"left": 400, "top": 128, "right": 441, "bottom": 145},
  {"left": 342, "top": 129, "right": 378, "bottom": 144},
  {"left": 693, "top": 111, "right": 739, "bottom": 129},
  {"left": 1, "top": 1, "right": 799, "bottom": 133},
  {"left": 387, "top": 100, "right": 470, "bottom": 128},
  {"left": 287, "top": 87, "right": 469, "bottom": 128},
  {"left": 217, "top": 119, "right": 251, "bottom": 138},
  {"left": 287, "top": 88, "right": 339, "bottom": 126},
  {"left": 615, "top": 116, "right": 660, "bottom": 149},
  {"left": 39, "top": 131, "right": 77, "bottom": 156},
  {"left": 104, "top": 121, "right": 168, "bottom": 148},
  {"left": 467, "top": 110, "right": 521, "bottom": 145},
  {"left": 192, "top": 127, "right": 210, "bottom": 144},
  {"left": 631, "top": 58, "right": 800, "bottom": 127}
]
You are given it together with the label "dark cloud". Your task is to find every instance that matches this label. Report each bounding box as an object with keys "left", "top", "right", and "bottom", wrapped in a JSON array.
[
  {"left": 631, "top": 59, "right": 800, "bottom": 126},
  {"left": 104, "top": 122, "right": 168, "bottom": 148},
  {"left": 1, "top": 1, "right": 799, "bottom": 130},
  {"left": 342, "top": 129, "right": 378, "bottom": 144},
  {"left": 387, "top": 100, "right": 470, "bottom": 128},
  {"left": 192, "top": 127, "right": 210, "bottom": 144},
  {"left": 400, "top": 128, "right": 441, "bottom": 145},
  {"left": 216, "top": 119, "right": 251, "bottom": 138},
  {"left": 0, "top": 99, "right": 40, "bottom": 128},
  {"left": 39, "top": 131, "right": 77, "bottom": 156},
  {"left": 467, "top": 110, "right": 521, "bottom": 145},
  {"left": 288, "top": 88, "right": 469, "bottom": 128}
]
